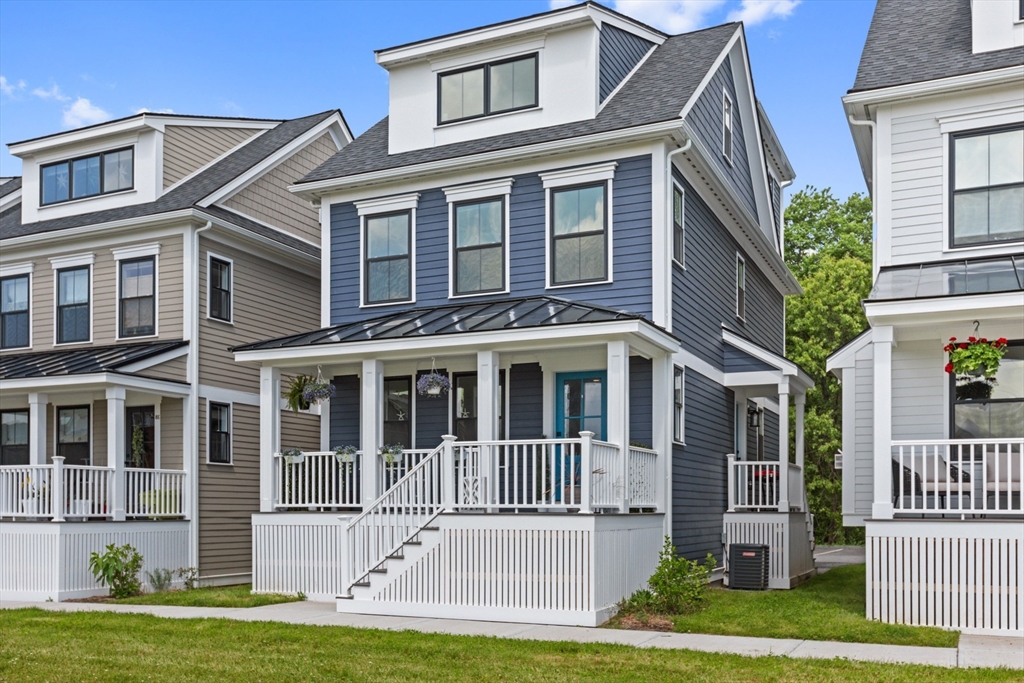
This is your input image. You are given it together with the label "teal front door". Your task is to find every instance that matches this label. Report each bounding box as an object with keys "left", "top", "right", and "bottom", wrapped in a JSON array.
[{"left": 553, "top": 372, "right": 606, "bottom": 501}]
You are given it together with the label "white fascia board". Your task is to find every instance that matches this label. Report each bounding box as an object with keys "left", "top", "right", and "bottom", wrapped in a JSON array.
[
  {"left": 142, "top": 116, "right": 279, "bottom": 133},
  {"left": 842, "top": 65, "right": 1024, "bottom": 108},
  {"left": 825, "top": 329, "right": 871, "bottom": 374},
  {"left": 116, "top": 344, "right": 190, "bottom": 373},
  {"left": 723, "top": 370, "right": 783, "bottom": 388},
  {"left": 192, "top": 210, "right": 319, "bottom": 268},
  {"left": 198, "top": 112, "right": 348, "bottom": 208},
  {"left": 756, "top": 101, "right": 795, "bottom": 182},
  {"left": 8, "top": 117, "right": 151, "bottom": 157},
  {"left": 679, "top": 26, "right": 741, "bottom": 120},
  {"left": 234, "top": 320, "right": 680, "bottom": 366},
  {"left": 722, "top": 329, "right": 814, "bottom": 391},
  {"left": 289, "top": 119, "right": 684, "bottom": 199},
  {"left": 0, "top": 372, "right": 191, "bottom": 396},
  {"left": 0, "top": 187, "right": 21, "bottom": 213},
  {"left": 864, "top": 291, "right": 1024, "bottom": 327}
]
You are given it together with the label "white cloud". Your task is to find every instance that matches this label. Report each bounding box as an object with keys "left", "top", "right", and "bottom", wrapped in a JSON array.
[
  {"left": 0, "top": 76, "right": 26, "bottom": 97},
  {"left": 63, "top": 97, "right": 111, "bottom": 127},
  {"left": 613, "top": 0, "right": 726, "bottom": 33},
  {"left": 133, "top": 107, "right": 175, "bottom": 114},
  {"left": 726, "top": 0, "right": 800, "bottom": 26},
  {"left": 31, "top": 84, "right": 70, "bottom": 102}
]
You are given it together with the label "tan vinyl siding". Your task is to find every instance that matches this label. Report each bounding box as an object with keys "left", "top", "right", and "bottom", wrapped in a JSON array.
[
  {"left": 198, "top": 399, "right": 259, "bottom": 578},
  {"left": 222, "top": 132, "right": 337, "bottom": 244},
  {"left": 45, "top": 404, "right": 54, "bottom": 463},
  {"left": 0, "top": 233, "right": 185, "bottom": 355},
  {"left": 159, "top": 398, "right": 183, "bottom": 470},
  {"left": 163, "top": 126, "right": 258, "bottom": 189},
  {"left": 281, "top": 410, "right": 321, "bottom": 452},
  {"left": 197, "top": 237, "right": 319, "bottom": 393},
  {"left": 91, "top": 399, "right": 108, "bottom": 466},
  {"left": 136, "top": 355, "right": 187, "bottom": 383}
]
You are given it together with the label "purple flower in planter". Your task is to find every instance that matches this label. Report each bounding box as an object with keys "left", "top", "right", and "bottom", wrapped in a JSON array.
[
  {"left": 416, "top": 372, "right": 451, "bottom": 397},
  {"left": 302, "top": 381, "right": 336, "bottom": 405}
]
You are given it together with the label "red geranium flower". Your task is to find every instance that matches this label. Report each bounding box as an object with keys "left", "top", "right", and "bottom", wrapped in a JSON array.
[
  {"left": 968, "top": 336, "right": 977, "bottom": 343},
  {"left": 998, "top": 337, "right": 1008, "bottom": 345},
  {"left": 944, "top": 362, "right": 954, "bottom": 373},
  {"left": 949, "top": 337, "right": 957, "bottom": 342},
  {"left": 959, "top": 343, "right": 968, "bottom": 349}
]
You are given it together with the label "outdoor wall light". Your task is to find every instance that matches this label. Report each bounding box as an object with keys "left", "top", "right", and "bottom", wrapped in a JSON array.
[{"left": 747, "top": 406, "right": 761, "bottom": 429}]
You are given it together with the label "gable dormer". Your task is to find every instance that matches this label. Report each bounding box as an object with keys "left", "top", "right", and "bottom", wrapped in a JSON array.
[
  {"left": 8, "top": 115, "right": 277, "bottom": 225},
  {"left": 377, "top": 2, "right": 663, "bottom": 155},
  {"left": 971, "top": 0, "right": 1024, "bottom": 54}
]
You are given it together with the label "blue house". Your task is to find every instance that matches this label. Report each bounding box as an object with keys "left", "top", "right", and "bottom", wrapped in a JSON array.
[{"left": 234, "top": 1, "right": 815, "bottom": 624}]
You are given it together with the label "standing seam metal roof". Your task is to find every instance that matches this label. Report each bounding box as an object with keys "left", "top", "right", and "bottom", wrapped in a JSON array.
[{"left": 0, "top": 339, "right": 188, "bottom": 380}]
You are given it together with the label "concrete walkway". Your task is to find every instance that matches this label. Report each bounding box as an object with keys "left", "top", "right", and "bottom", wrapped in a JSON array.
[{"left": 3, "top": 599, "right": 1021, "bottom": 670}]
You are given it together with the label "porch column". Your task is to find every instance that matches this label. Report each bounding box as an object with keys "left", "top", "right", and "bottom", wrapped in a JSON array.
[
  {"left": 477, "top": 351, "right": 500, "bottom": 511},
  {"left": 777, "top": 380, "right": 790, "bottom": 512},
  {"left": 607, "top": 340, "right": 630, "bottom": 513},
  {"left": 360, "top": 359, "right": 384, "bottom": 505},
  {"left": 107, "top": 387, "right": 126, "bottom": 521},
  {"left": 259, "top": 366, "right": 281, "bottom": 513},
  {"left": 28, "top": 393, "right": 47, "bottom": 466},
  {"left": 872, "top": 325, "right": 895, "bottom": 519},
  {"left": 650, "top": 353, "right": 671, "bottom": 515},
  {"left": 794, "top": 392, "right": 806, "bottom": 511}
]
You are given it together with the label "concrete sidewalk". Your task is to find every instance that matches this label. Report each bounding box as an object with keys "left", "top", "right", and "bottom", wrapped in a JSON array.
[{"left": 3, "top": 599, "right": 1021, "bottom": 670}]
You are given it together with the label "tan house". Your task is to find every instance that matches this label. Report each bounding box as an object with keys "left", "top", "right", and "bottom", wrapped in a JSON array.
[{"left": 0, "top": 110, "right": 350, "bottom": 599}]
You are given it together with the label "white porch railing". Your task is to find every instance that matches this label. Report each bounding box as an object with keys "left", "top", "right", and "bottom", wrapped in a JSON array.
[
  {"left": 63, "top": 466, "right": 112, "bottom": 518},
  {"left": 274, "top": 451, "right": 360, "bottom": 510},
  {"left": 727, "top": 457, "right": 780, "bottom": 510},
  {"left": 0, "top": 465, "right": 55, "bottom": 518},
  {"left": 892, "top": 440, "right": 1023, "bottom": 515},
  {"left": 125, "top": 469, "right": 186, "bottom": 518},
  {"left": 378, "top": 449, "right": 433, "bottom": 493},
  {"left": 628, "top": 446, "right": 658, "bottom": 508}
]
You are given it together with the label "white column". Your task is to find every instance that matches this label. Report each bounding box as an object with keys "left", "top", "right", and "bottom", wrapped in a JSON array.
[
  {"left": 107, "top": 387, "right": 126, "bottom": 521},
  {"left": 360, "top": 359, "right": 384, "bottom": 505},
  {"left": 777, "top": 380, "right": 790, "bottom": 512},
  {"left": 28, "top": 393, "right": 47, "bottom": 466},
  {"left": 650, "top": 353, "right": 671, "bottom": 516},
  {"left": 606, "top": 340, "right": 630, "bottom": 513},
  {"left": 259, "top": 366, "right": 281, "bottom": 513},
  {"left": 476, "top": 351, "right": 500, "bottom": 442},
  {"left": 872, "top": 325, "right": 895, "bottom": 519},
  {"left": 794, "top": 392, "right": 806, "bottom": 512},
  {"left": 319, "top": 397, "right": 331, "bottom": 451}
]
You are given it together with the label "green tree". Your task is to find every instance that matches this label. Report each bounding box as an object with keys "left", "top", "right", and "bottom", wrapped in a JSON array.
[{"left": 784, "top": 188, "right": 873, "bottom": 544}]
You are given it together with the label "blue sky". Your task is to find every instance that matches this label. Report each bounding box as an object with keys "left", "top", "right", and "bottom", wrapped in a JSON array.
[{"left": 0, "top": 0, "right": 875, "bottom": 200}]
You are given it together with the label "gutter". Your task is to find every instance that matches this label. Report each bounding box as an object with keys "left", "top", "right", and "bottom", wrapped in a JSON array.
[
  {"left": 186, "top": 221, "right": 212, "bottom": 571},
  {"left": 847, "top": 114, "right": 878, "bottom": 276}
]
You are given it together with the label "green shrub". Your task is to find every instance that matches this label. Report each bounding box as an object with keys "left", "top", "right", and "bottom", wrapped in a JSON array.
[
  {"left": 88, "top": 544, "right": 144, "bottom": 598},
  {"left": 175, "top": 567, "right": 199, "bottom": 590},
  {"left": 622, "top": 536, "right": 716, "bottom": 616},
  {"left": 146, "top": 568, "right": 174, "bottom": 593}
]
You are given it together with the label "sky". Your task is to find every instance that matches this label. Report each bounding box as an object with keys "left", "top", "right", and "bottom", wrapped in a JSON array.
[{"left": 0, "top": 0, "right": 876, "bottom": 200}]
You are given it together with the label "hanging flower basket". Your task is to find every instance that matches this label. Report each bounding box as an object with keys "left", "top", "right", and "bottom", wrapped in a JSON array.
[
  {"left": 944, "top": 336, "right": 1007, "bottom": 378},
  {"left": 282, "top": 449, "right": 305, "bottom": 465},
  {"left": 417, "top": 372, "right": 450, "bottom": 397},
  {"left": 289, "top": 365, "right": 335, "bottom": 408},
  {"left": 378, "top": 444, "right": 404, "bottom": 464},
  {"left": 333, "top": 445, "right": 357, "bottom": 464}
]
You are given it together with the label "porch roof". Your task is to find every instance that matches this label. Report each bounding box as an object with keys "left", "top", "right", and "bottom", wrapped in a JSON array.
[
  {"left": 869, "top": 254, "right": 1024, "bottom": 303},
  {"left": 0, "top": 340, "right": 188, "bottom": 380},
  {"left": 232, "top": 297, "right": 673, "bottom": 354}
]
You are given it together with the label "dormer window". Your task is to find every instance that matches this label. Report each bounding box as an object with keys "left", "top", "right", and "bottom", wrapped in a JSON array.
[
  {"left": 40, "top": 147, "right": 133, "bottom": 206},
  {"left": 438, "top": 54, "right": 538, "bottom": 125}
]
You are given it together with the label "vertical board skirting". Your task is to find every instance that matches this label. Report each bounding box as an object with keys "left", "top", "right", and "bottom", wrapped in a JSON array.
[
  {"left": 866, "top": 521, "right": 1023, "bottom": 636},
  {"left": 0, "top": 526, "right": 58, "bottom": 598},
  {"left": 252, "top": 514, "right": 348, "bottom": 601},
  {"left": 722, "top": 512, "right": 815, "bottom": 589}
]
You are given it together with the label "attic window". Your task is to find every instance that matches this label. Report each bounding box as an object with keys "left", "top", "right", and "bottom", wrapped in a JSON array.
[
  {"left": 438, "top": 54, "right": 537, "bottom": 125},
  {"left": 722, "top": 91, "right": 734, "bottom": 164},
  {"left": 40, "top": 147, "right": 133, "bottom": 206}
]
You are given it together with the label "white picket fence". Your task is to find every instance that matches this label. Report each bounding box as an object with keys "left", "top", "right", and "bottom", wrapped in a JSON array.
[{"left": 891, "top": 440, "right": 1023, "bottom": 514}]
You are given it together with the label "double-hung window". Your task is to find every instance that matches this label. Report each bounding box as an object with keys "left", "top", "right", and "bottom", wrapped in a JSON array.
[
  {"left": 438, "top": 53, "right": 537, "bottom": 125},
  {"left": 208, "top": 402, "right": 231, "bottom": 464},
  {"left": 551, "top": 183, "right": 608, "bottom": 285},
  {"left": 672, "top": 185, "right": 685, "bottom": 266},
  {"left": 209, "top": 256, "right": 232, "bottom": 322},
  {"left": 952, "top": 341, "right": 1023, "bottom": 439},
  {"left": 1, "top": 275, "right": 29, "bottom": 349},
  {"left": 673, "top": 366, "right": 685, "bottom": 443},
  {"left": 735, "top": 254, "right": 746, "bottom": 320},
  {"left": 0, "top": 410, "right": 29, "bottom": 466},
  {"left": 120, "top": 256, "right": 156, "bottom": 337},
  {"left": 365, "top": 211, "right": 412, "bottom": 305},
  {"left": 57, "top": 406, "right": 90, "bottom": 466},
  {"left": 454, "top": 198, "right": 504, "bottom": 295},
  {"left": 56, "top": 267, "right": 89, "bottom": 344},
  {"left": 722, "top": 92, "right": 734, "bottom": 163},
  {"left": 951, "top": 126, "right": 1024, "bottom": 248},
  {"left": 40, "top": 148, "right": 133, "bottom": 206}
]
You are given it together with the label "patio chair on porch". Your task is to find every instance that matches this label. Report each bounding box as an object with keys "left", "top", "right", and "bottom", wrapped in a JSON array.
[{"left": 904, "top": 453, "right": 972, "bottom": 511}]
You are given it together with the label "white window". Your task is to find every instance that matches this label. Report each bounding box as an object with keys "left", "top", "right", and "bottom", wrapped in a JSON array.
[
  {"left": 950, "top": 125, "right": 1024, "bottom": 248},
  {"left": 722, "top": 91, "right": 734, "bottom": 163},
  {"left": 444, "top": 178, "right": 513, "bottom": 298},
  {"left": 41, "top": 147, "right": 133, "bottom": 206},
  {"left": 673, "top": 366, "right": 685, "bottom": 443},
  {"left": 208, "top": 402, "right": 232, "bottom": 464},
  {"left": 208, "top": 254, "right": 233, "bottom": 323},
  {"left": 672, "top": 184, "right": 685, "bottom": 267},
  {"left": 438, "top": 54, "right": 538, "bottom": 125},
  {"left": 355, "top": 193, "right": 419, "bottom": 308},
  {"left": 1, "top": 273, "right": 30, "bottom": 349},
  {"left": 735, "top": 253, "right": 746, "bottom": 320}
]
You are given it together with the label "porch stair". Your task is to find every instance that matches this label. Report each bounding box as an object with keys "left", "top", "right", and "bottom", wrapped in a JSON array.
[{"left": 340, "top": 524, "right": 443, "bottom": 599}]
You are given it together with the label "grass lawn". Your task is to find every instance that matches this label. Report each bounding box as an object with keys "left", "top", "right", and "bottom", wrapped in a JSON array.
[
  {"left": 0, "top": 609, "right": 1015, "bottom": 683},
  {"left": 610, "top": 564, "right": 958, "bottom": 648},
  {"left": 111, "top": 583, "right": 300, "bottom": 609}
]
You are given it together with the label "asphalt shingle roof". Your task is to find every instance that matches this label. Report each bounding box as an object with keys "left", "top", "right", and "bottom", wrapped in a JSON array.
[
  {"left": 1, "top": 111, "right": 337, "bottom": 251},
  {"left": 299, "top": 23, "right": 737, "bottom": 185},
  {"left": 0, "top": 339, "right": 188, "bottom": 380},
  {"left": 0, "top": 176, "right": 21, "bottom": 199},
  {"left": 852, "top": 0, "right": 1024, "bottom": 93}
]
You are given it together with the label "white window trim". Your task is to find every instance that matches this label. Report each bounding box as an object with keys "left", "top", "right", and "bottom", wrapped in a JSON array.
[
  {"left": 444, "top": 179, "right": 514, "bottom": 299},
  {"left": 541, "top": 162, "right": 617, "bottom": 290},
  {"left": 432, "top": 43, "right": 544, "bottom": 129},
  {"left": 735, "top": 252, "right": 746, "bottom": 321},
  {"left": 673, "top": 365, "right": 686, "bottom": 445},
  {"left": 356, "top": 193, "right": 420, "bottom": 309},
  {"left": 206, "top": 400, "right": 233, "bottom": 465},
  {"left": 672, "top": 181, "right": 686, "bottom": 269},
  {"left": 52, "top": 261, "right": 93, "bottom": 347},
  {"left": 115, "top": 252, "right": 159, "bottom": 341},
  {"left": 722, "top": 88, "right": 734, "bottom": 166},
  {"left": 206, "top": 251, "right": 234, "bottom": 324},
  {"left": 0, "top": 268, "right": 33, "bottom": 350},
  {"left": 111, "top": 242, "right": 161, "bottom": 261}
]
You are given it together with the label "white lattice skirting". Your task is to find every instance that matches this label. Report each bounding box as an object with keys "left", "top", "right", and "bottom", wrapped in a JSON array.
[
  {"left": 0, "top": 520, "right": 190, "bottom": 601},
  {"left": 866, "top": 520, "right": 1024, "bottom": 636}
]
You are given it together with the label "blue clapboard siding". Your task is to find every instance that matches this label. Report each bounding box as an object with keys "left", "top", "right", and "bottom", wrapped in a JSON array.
[
  {"left": 724, "top": 346, "right": 775, "bottom": 373},
  {"left": 687, "top": 56, "right": 758, "bottom": 219},
  {"left": 762, "top": 405, "right": 779, "bottom": 462},
  {"left": 629, "top": 356, "right": 652, "bottom": 446},
  {"left": 508, "top": 363, "right": 543, "bottom": 439},
  {"left": 769, "top": 175, "right": 782, "bottom": 247},
  {"left": 671, "top": 174, "right": 784, "bottom": 369},
  {"left": 746, "top": 399, "right": 758, "bottom": 459},
  {"left": 599, "top": 25, "right": 654, "bottom": 102},
  {"left": 673, "top": 370, "right": 733, "bottom": 562},
  {"left": 415, "top": 369, "right": 449, "bottom": 449},
  {"left": 329, "top": 156, "right": 653, "bottom": 325},
  {"left": 330, "top": 375, "right": 360, "bottom": 449}
]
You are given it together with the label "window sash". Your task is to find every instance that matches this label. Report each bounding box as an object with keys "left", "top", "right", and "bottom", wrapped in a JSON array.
[
  {"left": 723, "top": 95, "right": 734, "bottom": 161},
  {"left": 950, "top": 126, "right": 1024, "bottom": 248},
  {"left": 1, "top": 410, "right": 30, "bottom": 466},
  {"left": 40, "top": 147, "right": 133, "bottom": 206},
  {"left": 550, "top": 183, "right": 608, "bottom": 285},
  {"left": 672, "top": 186, "right": 685, "bottom": 266},
  {"left": 438, "top": 54, "right": 538, "bottom": 125},
  {"left": 209, "top": 403, "right": 231, "bottom": 464},
  {"left": 56, "top": 267, "right": 89, "bottom": 344},
  {"left": 210, "top": 258, "right": 232, "bottom": 321},
  {"left": 365, "top": 211, "right": 412, "bottom": 305},
  {"left": 453, "top": 198, "right": 505, "bottom": 295},
  {"left": 673, "top": 367, "right": 685, "bottom": 442},
  {"left": 120, "top": 257, "right": 156, "bottom": 337},
  {"left": 736, "top": 256, "right": 746, "bottom": 320},
  {"left": 1, "top": 275, "right": 30, "bottom": 349}
]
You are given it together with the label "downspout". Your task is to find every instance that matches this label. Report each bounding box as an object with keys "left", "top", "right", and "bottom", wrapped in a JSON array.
[
  {"left": 848, "top": 114, "right": 877, "bottom": 276},
  {"left": 187, "top": 220, "right": 212, "bottom": 572}
]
